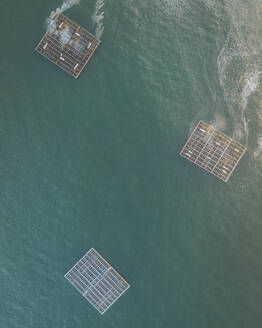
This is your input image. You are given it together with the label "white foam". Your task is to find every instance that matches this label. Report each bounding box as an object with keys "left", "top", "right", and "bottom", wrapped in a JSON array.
[
  {"left": 48, "top": 20, "right": 58, "bottom": 34},
  {"left": 164, "top": 0, "right": 189, "bottom": 15},
  {"left": 203, "top": 0, "right": 219, "bottom": 10},
  {"left": 46, "top": 0, "right": 81, "bottom": 30},
  {"left": 59, "top": 26, "right": 72, "bottom": 47},
  {"left": 241, "top": 70, "right": 260, "bottom": 105},
  {"left": 91, "top": 0, "right": 104, "bottom": 39},
  {"left": 232, "top": 121, "right": 244, "bottom": 140},
  {"left": 254, "top": 136, "right": 262, "bottom": 158},
  {"left": 212, "top": 114, "right": 226, "bottom": 131},
  {"left": 215, "top": 2, "right": 262, "bottom": 145},
  {"left": 73, "top": 40, "right": 84, "bottom": 52}
]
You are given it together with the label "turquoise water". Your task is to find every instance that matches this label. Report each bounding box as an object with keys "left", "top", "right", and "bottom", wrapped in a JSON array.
[{"left": 1, "top": 0, "right": 262, "bottom": 327}]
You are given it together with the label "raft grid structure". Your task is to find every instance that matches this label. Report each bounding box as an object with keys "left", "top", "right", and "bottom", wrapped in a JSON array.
[
  {"left": 35, "top": 14, "right": 100, "bottom": 79},
  {"left": 64, "top": 248, "right": 130, "bottom": 314},
  {"left": 180, "top": 120, "right": 246, "bottom": 182}
]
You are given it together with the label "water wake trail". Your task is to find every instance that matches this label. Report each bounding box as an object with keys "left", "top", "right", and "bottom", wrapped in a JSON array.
[
  {"left": 241, "top": 70, "right": 260, "bottom": 106},
  {"left": 254, "top": 136, "right": 262, "bottom": 159},
  {"left": 212, "top": 114, "right": 226, "bottom": 132},
  {"left": 92, "top": 0, "right": 104, "bottom": 39},
  {"left": 46, "top": 0, "right": 81, "bottom": 30},
  {"left": 158, "top": 0, "right": 189, "bottom": 17},
  {"left": 216, "top": 1, "right": 262, "bottom": 150},
  {"left": 253, "top": 96, "right": 262, "bottom": 159}
]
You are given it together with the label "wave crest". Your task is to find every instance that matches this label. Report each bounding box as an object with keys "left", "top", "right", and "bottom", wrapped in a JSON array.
[
  {"left": 92, "top": 0, "right": 104, "bottom": 39},
  {"left": 46, "top": 0, "right": 81, "bottom": 30}
]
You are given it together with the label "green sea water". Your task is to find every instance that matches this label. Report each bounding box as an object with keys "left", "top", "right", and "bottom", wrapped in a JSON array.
[{"left": 1, "top": 0, "right": 262, "bottom": 327}]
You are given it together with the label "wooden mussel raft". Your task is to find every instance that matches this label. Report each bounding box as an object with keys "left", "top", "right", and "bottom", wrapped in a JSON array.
[
  {"left": 35, "top": 14, "right": 101, "bottom": 79},
  {"left": 64, "top": 248, "right": 130, "bottom": 314},
  {"left": 180, "top": 121, "right": 246, "bottom": 182}
]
